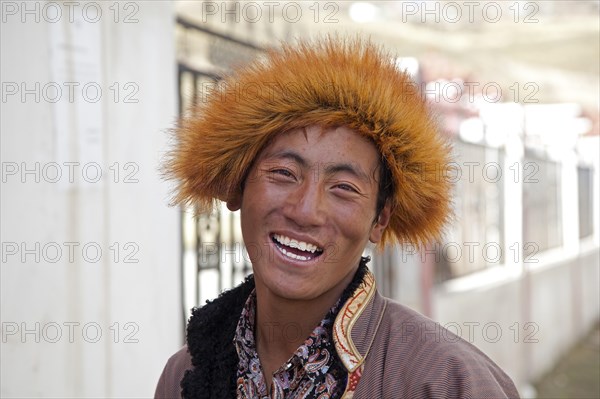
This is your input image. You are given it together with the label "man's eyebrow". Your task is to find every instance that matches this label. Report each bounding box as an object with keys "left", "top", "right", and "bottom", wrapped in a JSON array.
[
  {"left": 263, "top": 150, "right": 308, "bottom": 168},
  {"left": 323, "top": 163, "right": 372, "bottom": 183}
]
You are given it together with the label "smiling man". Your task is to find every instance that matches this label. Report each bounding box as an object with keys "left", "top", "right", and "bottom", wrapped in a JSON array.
[{"left": 156, "top": 38, "right": 520, "bottom": 398}]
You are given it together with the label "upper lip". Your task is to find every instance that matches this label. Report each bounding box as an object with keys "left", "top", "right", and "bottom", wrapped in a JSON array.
[{"left": 270, "top": 231, "right": 325, "bottom": 251}]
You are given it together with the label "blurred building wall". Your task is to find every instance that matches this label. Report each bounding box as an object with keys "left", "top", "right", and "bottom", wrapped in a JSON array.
[
  {"left": 429, "top": 114, "right": 600, "bottom": 391},
  {"left": 1, "top": 2, "right": 181, "bottom": 397}
]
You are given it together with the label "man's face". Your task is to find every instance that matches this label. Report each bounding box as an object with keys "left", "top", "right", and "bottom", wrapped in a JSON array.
[{"left": 230, "top": 125, "right": 390, "bottom": 303}]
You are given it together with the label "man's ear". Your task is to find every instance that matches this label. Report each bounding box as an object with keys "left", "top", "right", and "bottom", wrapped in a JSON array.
[
  {"left": 369, "top": 199, "right": 392, "bottom": 244},
  {"left": 226, "top": 190, "right": 242, "bottom": 211}
]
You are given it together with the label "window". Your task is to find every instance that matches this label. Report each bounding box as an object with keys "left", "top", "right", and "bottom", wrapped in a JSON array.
[
  {"left": 578, "top": 166, "right": 594, "bottom": 239},
  {"left": 435, "top": 140, "right": 505, "bottom": 282},
  {"left": 522, "top": 151, "right": 562, "bottom": 254}
]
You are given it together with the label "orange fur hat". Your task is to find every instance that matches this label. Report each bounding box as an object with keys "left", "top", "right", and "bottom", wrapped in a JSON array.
[{"left": 165, "top": 37, "right": 452, "bottom": 247}]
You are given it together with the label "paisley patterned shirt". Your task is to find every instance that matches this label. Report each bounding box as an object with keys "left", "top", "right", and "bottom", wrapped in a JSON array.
[{"left": 234, "top": 290, "right": 347, "bottom": 399}]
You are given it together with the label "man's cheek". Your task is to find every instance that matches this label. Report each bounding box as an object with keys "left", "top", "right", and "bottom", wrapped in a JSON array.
[
  {"left": 243, "top": 241, "right": 277, "bottom": 264},
  {"left": 244, "top": 242, "right": 261, "bottom": 263},
  {"left": 322, "top": 242, "right": 339, "bottom": 263}
]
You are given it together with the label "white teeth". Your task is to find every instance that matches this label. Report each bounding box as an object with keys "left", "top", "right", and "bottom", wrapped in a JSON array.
[
  {"left": 279, "top": 246, "right": 309, "bottom": 261},
  {"left": 273, "top": 234, "right": 322, "bottom": 254}
]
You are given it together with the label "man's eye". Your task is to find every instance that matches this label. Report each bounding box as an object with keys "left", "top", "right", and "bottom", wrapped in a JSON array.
[
  {"left": 335, "top": 183, "right": 358, "bottom": 193},
  {"left": 270, "top": 169, "right": 294, "bottom": 178}
]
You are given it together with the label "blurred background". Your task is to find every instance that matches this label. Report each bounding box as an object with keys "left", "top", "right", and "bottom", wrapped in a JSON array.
[{"left": 1, "top": 1, "right": 598, "bottom": 397}]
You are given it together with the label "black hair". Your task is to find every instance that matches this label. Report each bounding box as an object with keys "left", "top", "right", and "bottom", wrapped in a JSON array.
[{"left": 375, "top": 158, "right": 393, "bottom": 221}]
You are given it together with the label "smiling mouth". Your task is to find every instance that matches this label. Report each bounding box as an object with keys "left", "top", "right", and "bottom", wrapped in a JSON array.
[{"left": 271, "top": 234, "right": 324, "bottom": 261}]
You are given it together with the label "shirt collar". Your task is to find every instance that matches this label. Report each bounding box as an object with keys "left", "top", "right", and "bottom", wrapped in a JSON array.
[{"left": 233, "top": 289, "right": 340, "bottom": 378}]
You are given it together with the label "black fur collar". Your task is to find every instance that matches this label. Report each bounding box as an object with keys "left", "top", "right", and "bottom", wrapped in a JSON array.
[{"left": 180, "top": 258, "right": 370, "bottom": 399}]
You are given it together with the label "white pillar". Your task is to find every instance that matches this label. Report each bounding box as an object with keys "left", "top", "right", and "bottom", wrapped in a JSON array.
[{"left": 1, "top": 2, "right": 181, "bottom": 397}]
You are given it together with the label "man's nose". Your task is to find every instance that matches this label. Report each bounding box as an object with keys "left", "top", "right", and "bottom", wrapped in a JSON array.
[{"left": 282, "top": 180, "right": 326, "bottom": 228}]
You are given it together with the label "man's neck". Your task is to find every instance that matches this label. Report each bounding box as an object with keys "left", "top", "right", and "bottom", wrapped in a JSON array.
[
  {"left": 253, "top": 270, "right": 357, "bottom": 388},
  {"left": 255, "top": 292, "right": 333, "bottom": 355}
]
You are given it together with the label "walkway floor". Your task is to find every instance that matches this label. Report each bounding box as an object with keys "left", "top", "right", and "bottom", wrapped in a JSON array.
[{"left": 534, "top": 323, "right": 600, "bottom": 398}]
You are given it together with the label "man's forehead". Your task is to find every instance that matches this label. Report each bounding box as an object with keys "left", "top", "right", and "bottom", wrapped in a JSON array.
[{"left": 262, "top": 126, "right": 380, "bottom": 158}]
